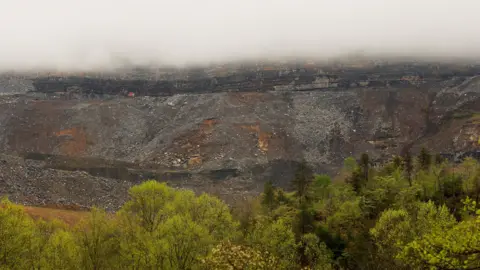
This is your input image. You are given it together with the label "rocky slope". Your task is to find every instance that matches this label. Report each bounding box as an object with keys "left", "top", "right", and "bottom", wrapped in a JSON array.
[{"left": 1, "top": 60, "right": 479, "bottom": 209}]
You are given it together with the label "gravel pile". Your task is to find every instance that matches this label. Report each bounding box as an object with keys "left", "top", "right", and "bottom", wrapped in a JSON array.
[{"left": 0, "top": 154, "right": 133, "bottom": 211}]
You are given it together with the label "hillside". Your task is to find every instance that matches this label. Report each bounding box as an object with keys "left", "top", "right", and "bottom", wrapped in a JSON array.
[{"left": 0, "top": 60, "right": 479, "bottom": 209}]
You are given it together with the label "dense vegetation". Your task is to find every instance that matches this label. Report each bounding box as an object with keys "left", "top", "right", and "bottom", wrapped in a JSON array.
[{"left": 1, "top": 149, "right": 480, "bottom": 269}]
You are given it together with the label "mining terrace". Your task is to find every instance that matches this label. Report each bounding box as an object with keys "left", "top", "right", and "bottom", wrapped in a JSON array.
[{"left": 1, "top": 59, "right": 479, "bottom": 210}]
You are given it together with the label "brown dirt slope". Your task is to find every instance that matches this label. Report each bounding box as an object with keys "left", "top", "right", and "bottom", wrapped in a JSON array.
[{"left": 24, "top": 206, "right": 88, "bottom": 226}]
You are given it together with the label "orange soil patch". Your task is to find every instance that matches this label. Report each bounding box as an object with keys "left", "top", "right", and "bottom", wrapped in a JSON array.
[
  {"left": 258, "top": 132, "right": 271, "bottom": 153},
  {"left": 179, "top": 118, "right": 218, "bottom": 149},
  {"left": 161, "top": 118, "right": 219, "bottom": 166},
  {"left": 201, "top": 118, "right": 218, "bottom": 130},
  {"left": 237, "top": 123, "right": 272, "bottom": 153},
  {"left": 183, "top": 119, "right": 218, "bottom": 167},
  {"left": 7, "top": 100, "right": 77, "bottom": 154},
  {"left": 188, "top": 156, "right": 203, "bottom": 167},
  {"left": 54, "top": 127, "right": 88, "bottom": 156},
  {"left": 24, "top": 206, "right": 89, "bottom": 226}
]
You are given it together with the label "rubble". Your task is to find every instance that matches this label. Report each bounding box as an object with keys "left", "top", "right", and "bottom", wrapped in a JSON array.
[{"left": 0, "top": 61, "right": 479, "bottom": 209}]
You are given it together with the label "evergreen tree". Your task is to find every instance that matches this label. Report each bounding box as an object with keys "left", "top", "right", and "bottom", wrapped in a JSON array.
[
  {"left": 392, "top": 155, "right": 403, "bottom": 169},
  {"left": 276, "top": 189, "right": 289, "bottom": 205},
  {"left": 404, "top": 151, "right": 413, "bottom": 186},
  {"left": 315, "top": 226, "right": 346, "bottom": 261},
  {"left": 360, "top": 153, "right": 370, "bottom": 182},
  {"left": 347, "top": 168, "right": 363, "bottom": 193},
  {"left": 418, "top": 147, "right": 432, "bottom": 171},
  {"left": 261, "top": 181, "right": 276, "bottom": 211},
  {"left": 296, "top": 201, "right": 315, "bottom": 237},
  {"left": 292, "top": 161, "right": 314, "bottom": 204},
  {"left": 3, "top": 149, "right": 480, "bottom": 270},
  {"left": 295, "top": 201, "right": 316, "bottom": 267}
]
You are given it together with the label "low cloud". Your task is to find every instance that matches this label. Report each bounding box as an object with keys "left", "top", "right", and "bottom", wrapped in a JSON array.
[{"left": 1, "top": 0, "right": 480, "bottom": 71}]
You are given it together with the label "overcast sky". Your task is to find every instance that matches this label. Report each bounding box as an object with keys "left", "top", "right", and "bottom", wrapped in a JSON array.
[{"left": 1, "top": 0, "right": 480, "bottom": 70}]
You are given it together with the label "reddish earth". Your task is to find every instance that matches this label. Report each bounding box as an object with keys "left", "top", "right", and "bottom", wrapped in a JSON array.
[
  {"left": 54, "top": 127, "right": 89, "bottom": 156},
  {"left": 24, "top": 206, "right": 88, "bottom": 226}
]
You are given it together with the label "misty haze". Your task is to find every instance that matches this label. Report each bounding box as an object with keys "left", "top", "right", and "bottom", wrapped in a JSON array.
[
  {"left": 1, "top": 1, "right": 480, "bottom": 270},
  {"left": 1, "top": 0, "right": 480, "bottom": 70}
]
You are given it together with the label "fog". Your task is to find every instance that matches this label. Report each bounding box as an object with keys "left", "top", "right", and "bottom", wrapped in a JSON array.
[{"left": 1, "top": 0, "right": 480, "bottom": 71}]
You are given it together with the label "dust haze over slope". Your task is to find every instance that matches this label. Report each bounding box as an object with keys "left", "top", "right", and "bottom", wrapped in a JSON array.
[{"left": 1, "top": 0, "right": 480, "bottom": 71}]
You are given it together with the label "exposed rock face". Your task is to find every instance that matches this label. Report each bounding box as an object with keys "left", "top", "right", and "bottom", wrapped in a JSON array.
[{"left": 0, "top": 61, "right": 479, "bottom": 209}]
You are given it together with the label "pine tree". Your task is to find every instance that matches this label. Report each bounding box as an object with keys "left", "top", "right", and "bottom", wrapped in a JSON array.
[
  {"left": 360, "top": 153, "right": 370, "bottom": 182},
  {"left": 404, "top": 151, "right": 413, "bottom": 186},
  {"left": 261, "top": 181, "right": 276, "bottom": 211},
  {"left": 276, "top": 189, "right": 289, "bottom": 204},
  {"left": 392, "top": 155, "right": 403, "bottom": 169},
  {"left": 347, "top": 169, "right": 363, "bottom": 193},
  {"left": 295, "top": 201, "right": 316, "bottom": 267},
  {"left": 292, "top": 161, "right": 313, "bottom": 204},
  {"left": 296, "top": 201, "right": 315, "bottom": 236},
  {"left": 418, "top": 147, "right": 432, "bottom": 171},
  {"left": 344, "top": 157, "right": 363, "bottom": 193}
]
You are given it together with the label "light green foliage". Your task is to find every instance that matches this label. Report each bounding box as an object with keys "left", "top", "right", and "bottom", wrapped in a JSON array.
[
  {"left": 314, "top": 182, "right": 357, "bottom": 218},
  {"left": 325, "top": 197, "right": 364, "bottom": 241},
  {"left": 459, "top": 158, "right": 480, "bottom": 199},
  {"left": 40, "top": 229, "right": 80, "bottom": 270},
  {"left": 202, "top": 241, "right": 279, "bottom": 270},
  {"left": 301, "top": 233, "right": 333, "bottom": 270},
  {"left": 116, "top": 181, "right": 174, "bottom": 268},
  {"left": 162, "top": 215, "right": 211, "bottom": 269},
  {"left": 75, "top": 207, "right": 120, "bottom": 270},
  {"left": 2, "top": 152, "right": 480, "bottom": 270},
  {"left": 416, "top": 170, "right": 439, "bottom": 198},
  {"left": 118, "top": 180, "right": 238, "bottom": 269},
  {"left": 0, "top": 197, "right": 36, "bottom": 269},
  {"left": 271, "top": 204, "right": 297, "bottom": 227},
  {"left": 371, "top": 201, "right": 456, "bottom": 245},
  {"left": 0, "top": 199, "right": 81, "bottom": 270},
  {"left": 370, "top": 208, "right": 412, "bottom": 265},
  {"left": 343, "top": 157, "right": 358, "bottom": 173},
  {"left": 30, "top": 219, "right": 79, "bottom": 270},
  {"left": 343, "top": 157, "right": 364, "bottom": 193},
  {"left": 371, "top": 201, "right": 457, "bottom": 268},
  {"left": 413, "top": 201, "right": 456, "bottom": 233},
  {"left": 392, "top": 184, "right": 423, "bottom": 212},
  {"left": 312, "top": 174, "right": 331, "bottom": 201},
  {"left": 363, "top": 173, "right": 410, "bottom": 216},
  {"left": 247, "top": 217, "right": 298, "bottom": 269},
  {"left": 231, "top": 196, "right": 262, "bottom": 235},
  {"left": 22, "top": 219, "right": 50, "bottom": 269},
  {"left": 191, "top": 193, "right": 239, "bottom": 240},
  {"left": 314, "top": 174, "right": 331, "bottom": 187},
  {"left": 120, "top": 180, "right": 175, "bottom": 233},
  {"left": 118, "top": 215, "right": 167, "bottom": 269},
  {"left": 398, "top": 199, "right": 480, "bottom": 269}
]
